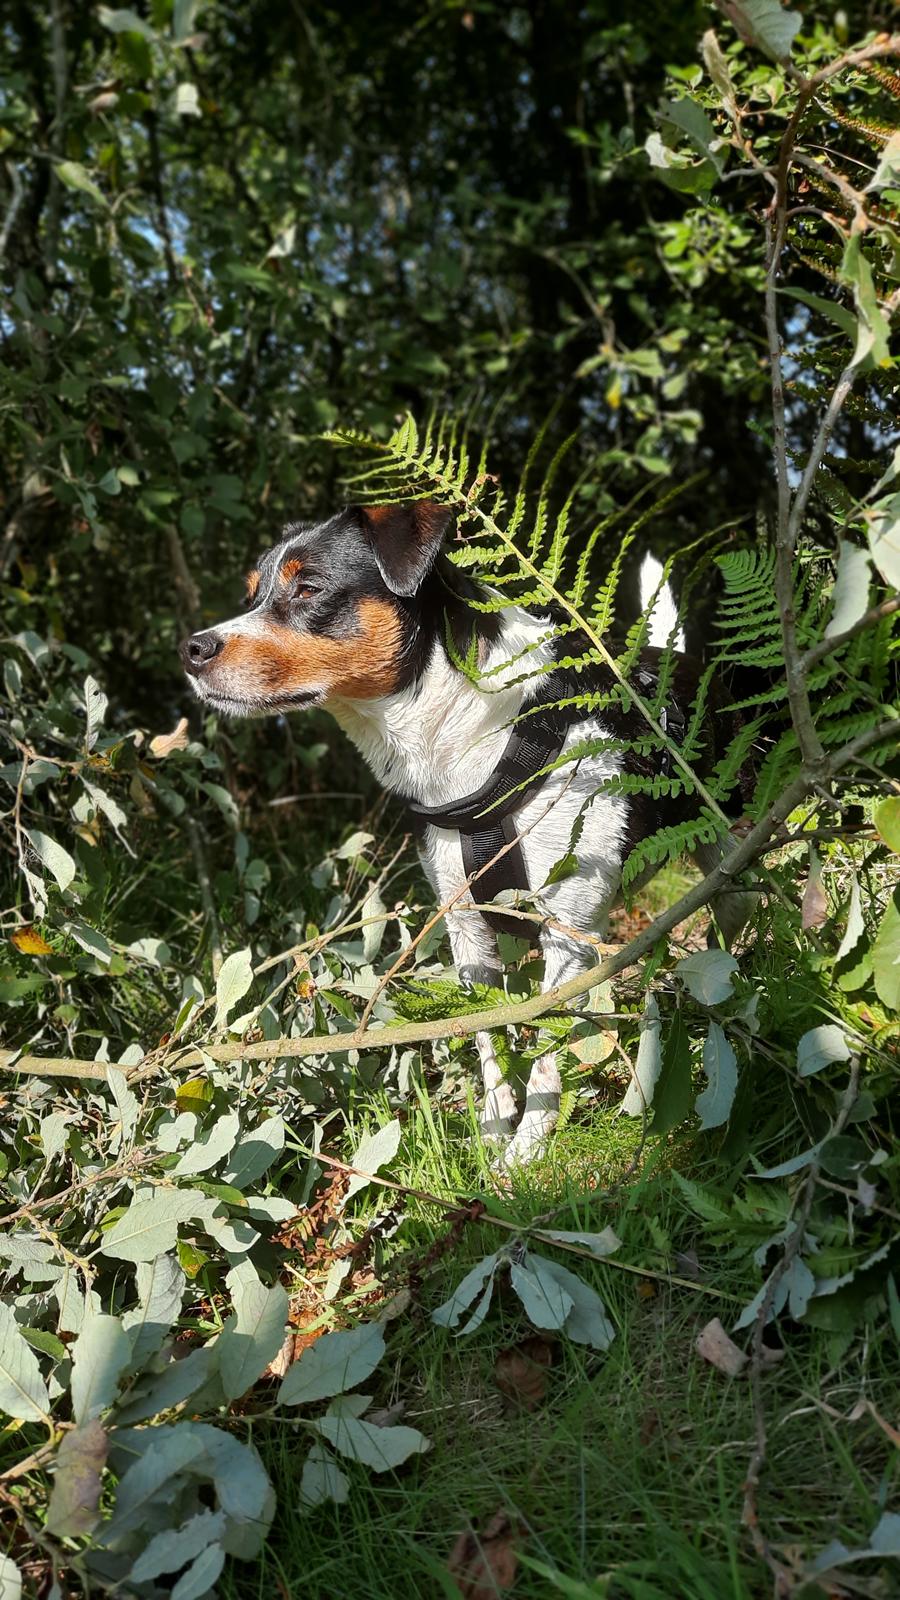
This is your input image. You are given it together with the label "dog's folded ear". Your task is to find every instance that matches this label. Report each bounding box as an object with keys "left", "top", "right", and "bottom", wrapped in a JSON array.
[{"left": 356, "top": 500, "right": 454, "bottom": 597}]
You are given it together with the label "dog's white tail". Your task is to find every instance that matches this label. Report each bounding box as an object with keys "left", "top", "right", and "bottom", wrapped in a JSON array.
[{"left": 639, "top": 553, "right": 685, "bottom": 652}]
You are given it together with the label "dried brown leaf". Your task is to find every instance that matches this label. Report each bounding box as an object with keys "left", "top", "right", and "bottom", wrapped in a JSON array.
[
  {"left": 448, "top": 1511, "right": 520, "bottom": 1599},
  {"left": 696, "top": 1317, "right": 748, "bottom": 1377},
  {"left": 149, "top": 717, "right": 190, "bottom": 758},
  {"left": 493, "top": 1337, "right": 552, "bottom": 1410}
]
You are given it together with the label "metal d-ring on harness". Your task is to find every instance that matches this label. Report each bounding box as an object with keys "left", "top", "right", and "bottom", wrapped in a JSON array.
[{"left": 403, "top": 668, "right": 689, "bottom": 942}]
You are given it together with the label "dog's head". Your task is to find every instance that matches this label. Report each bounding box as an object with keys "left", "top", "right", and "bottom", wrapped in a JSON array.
[{"left": 180, "top": 501, "right": 454, "bottom": 715}]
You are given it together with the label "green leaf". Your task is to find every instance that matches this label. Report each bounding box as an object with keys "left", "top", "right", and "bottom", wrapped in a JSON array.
[
  {"left": 728, "top": 0, "right": 801, "bottom": 59},
  {"left": 0, "top": 1555, "right": 22, "bottom": 1600},
  {"left": 345, "top": 1118, "right": 402, "bottom": 1201},
  {"left": 835, "top": 875, "right": 872, "bottom": 992},
  {"left": 0, "top": 1301, "right": 51, "bottom": 1422},
  {"left": 695, "top": 1022, "right": 738, "bottom": 1129},
  {"left": 114, "top": 1344, "right": 217, "bottom": 1424},
  {"left": 841, "top": 236, "right": 892, "bottom": 370},
  {"left": 97, "top": 6, "right": 156, "bottom": 38},
  {"left": 219, "top": 1280, "right": 288, "bottom": 1401},
  {"left": 621, "top": 992, "right": 662, "bottom": 1116},
  {"left": 313, "top": 1411, "right": 429, "bottom": 1471},
  {"left": 129, "top": 1510, "right": 225, "bottom": 1583},
  {"left": 46, "top": 1420, "right": 108, "bottom": 1537},
  {"left": 532, "top": 1257, "right": 616, "bottom": 1351},
  {"left": 278, "top": 1323, "right": 385, "bottom": 1407},
  {"left": 299, "top": 1442, "right": 350, "bottom": 1508},
  {"left": 866, "top": 494, "right": 900, "bottom": 589},
  {"left": 214, "top": 947, "right": 253, "bottom": 1029},
  {"left": 100, "top": 1190, "right": 201, "bottom": 1262},
  {"left": 701, "top": 30, "right": 737, "bottom": 117},
  {"left": 170, "top": 1543, "right": 225, "bottom": 1600},
  {"left": 649, "top": 1011, "right": 694, "bottom": 1133},
  {"left": 71, "top": 1315, "right": 131, "bottom": 1423},
  {"left": 866, "top": 131, "right": 900, "bottom": 193},
  {"left": 56, "top": 160, "right": 106, "bottom": 207},
  {"left": 511, "top": 1257, "right": 574, "bottom": 1330},
  {"left": 431, "top": 1252, "right": 500, "bottom": 1334},
  {"left": 173, "top": 1111, "right": 241, "bottom": 1177},
  {"left": 222, "top": 1114, "right": 284, "bottom": 1190},
  {"left": 871, "top": 888, "right": 900, "bottom": 1011},
  {"left": 825, "top": 542, "right": 871, "bottom": 639},
  {"left": 777, "top": 287, "right": 856, "bottom": 342},
  {"left": 174, "top": 81, "right": 201, "bottom": 117},
  {"left": 122, "top": 1253, "right": 185, "bottom": 1372},
  {"left": 27, "top": 830, "right": 76, "bottom": 893},
  {"left": 796, "top": 1024, "right": 851, "bottom": 1077},
  {"left": 875, "top": 798, "right": 900, "bottom": 854},
  {"left": 676, "top": 949, "right": 738, "bottom": 1006}
]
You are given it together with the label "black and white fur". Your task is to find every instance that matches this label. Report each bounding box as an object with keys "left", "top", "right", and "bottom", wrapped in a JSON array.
[{"left": 181, "top": 502, "right": 750, "bottom": 1163}]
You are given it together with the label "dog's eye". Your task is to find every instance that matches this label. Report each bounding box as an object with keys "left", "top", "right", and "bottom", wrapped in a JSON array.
[{"left": 293, "top": 582, "right": 319, "bottom": 601}]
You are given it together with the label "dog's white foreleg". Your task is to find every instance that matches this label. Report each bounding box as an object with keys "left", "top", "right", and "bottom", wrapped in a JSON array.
[
  {"left": 503, "top": 931, "right": 597, "bottom": 1166},
  {"left": 444, "top": 907, "right": 518, "bottom": 1141}
]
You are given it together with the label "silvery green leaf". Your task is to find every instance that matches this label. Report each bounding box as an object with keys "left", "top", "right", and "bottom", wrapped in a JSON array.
[
  {"left": 219, "top": 1281, "right": 288, "bottom": 1401},
  {"left": 784, "top": 1258, "right": 816, "bottom": 1319},
  {"left": 129, "top": 1509, "right": 225, "bottom": 1582},
  {"left": 345, "top": 1119, "right": 402, "bottom": 1201},
  {"left": 511, "top": 1258, "right": 573, "bottom": 1330},
  {"left": 730, "top": 0, "right": 801, "bottom": 59},
  {"left": 695, "top": 1023, "right": 738, "bottom": 1129},
  {"left": 113, "top": 1344, "right": 217, "bottom": 1425},
  {"left": 733, "top": 1274, "right": 788, "bottom": 1331},
  {"left": 754, "top": 1141, "right": 825, "bottom": 1180},
  {"left": 676, "top": 949, "right": 738, "bottom": 1005},
  {"left": 100, "top": 1191, "right": 201, "bottom": 1262},
  {"left": 40, "top": 1111, "right": 73, "bottom": 1166},
  {"left": 825, "top": 541, "right": 871, "bottom": 639},
  {"left": 155, "top": 1111, "right": 197, "bottom": 1152},
  {"left": 536, "top": 1228, "right": 621, "bottom": 1259},
  {"left": 243, "top": 1195, "right": 297, "bottom": 1223},
  {"left": 278, "top": 1323, "right": 385, "bottom": 1407},
  {"left": 127, "top": 936, "right": 171, "bottom": 967},
  {"left": 66, "top": 918, "right": 112, "bottom": 964},
  {"left": 299, "top": 1442, "right": 350, "bottom": 1508},
  {"left": 174, "top": 1111, "right": 241, "bottom": 1176},
  {"left": 362, "top": 887, "right": 387, "bottom": 961},
  {"left": 533, "top": 1258, "right": 615, "bottom": 1351},
  {"left": 335, "top": 830, "right": 374, "bottom": 860},
  {"left": 431, "top": 1252, "right": 500, "bottom": 1333},
  {"left": 621, "top": 992, "right": 661, "bottom": 1116},
  {"left": 866, "top": 131, "right": 900, "bottom": 193},
  {"left": 0, "top": 1555, "right": 21, "bottom": 1600},
  {"left": 871, "top": 1513, "right": 900, "bottom": 1557},
  {"left": 83, "top": 676, "right": 108, "bottom": 748},
  {"left": 313, "top": 1412, "right": 429, "bottom": 1471},
  {"left": 0, "top": 1235, "right": 57, "bottom": 1273},
  {"left": 13, "top": 628, "right": 50, "bottom": 665},
  {"left": 107, "top": 1067, "right": 138, "bottom": 1143},
  {"left": 173, "top": 1423, "right": 275, "bottom": 1559},
  {"left": 222, "top": 1114, "right": 284, "bottom": 1190},
  {"left": 199, "top": 1209, "right": 258, "bottom": 1256},
  {"left": 45, "top": 1419, "right": 107, "bottom": 1537},
  {"left": 26, "top": 830, "right": 76, "bottom": 893},
  {"left": 172, "top": 1545, "right": 225, "bottom": 1600},
  {"left": 71, "top": 1315, "right": 131, "bottom": 1424},
  {"left": 82, "top": 778, "right": 128, "bottom": 832},
  {"left": 808, "top": 1512, "right": 900, "bottom": 1574},
  {"left": 796, "top": 1024, "right": 851, "bottom": 1077},
  {"left": 214, "top": 947, "right": 253, "bottom": 1030},
  {"left": 97, "top": 1427, "right": 208, "bottom": 1542},
  {"left": 55, "top": 1273, "right": 101, "bottom": 1336},
  {"left": 0, "top": 1300, "right": 51, "bottom": 1421},
  {"left": 122, "top": 1254, "right": 185, "bottom": 1372}
]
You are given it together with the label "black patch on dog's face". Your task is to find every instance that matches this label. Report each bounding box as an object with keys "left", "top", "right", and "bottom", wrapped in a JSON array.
[{"left": 180, "top": 504, "right": 497, "bottom": 716}]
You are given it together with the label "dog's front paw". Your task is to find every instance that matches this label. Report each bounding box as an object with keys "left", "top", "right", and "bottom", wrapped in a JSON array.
[{"left": 498, "top": 1109, "right": 557, "bottom": 1169}]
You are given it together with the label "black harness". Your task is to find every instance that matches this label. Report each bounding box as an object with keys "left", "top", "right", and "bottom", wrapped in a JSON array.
[
  {"left": 403, "top": 691, "right": 580, "bottom": 940},
  {"left": 402, "top": 663, "right": 688, "bottom": 942}
]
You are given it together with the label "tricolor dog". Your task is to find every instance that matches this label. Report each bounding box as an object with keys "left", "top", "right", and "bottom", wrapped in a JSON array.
[{"left": 182, "top": 502, "right": 750, "bottom": 1163}]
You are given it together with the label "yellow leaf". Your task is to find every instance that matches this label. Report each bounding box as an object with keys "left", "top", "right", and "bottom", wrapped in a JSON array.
[
  {"left": 11, "top": 927, "right": 52, "bottom": 956},
  {"left": 176, "top": 1076, "right": 214, "bottom": 1113}
]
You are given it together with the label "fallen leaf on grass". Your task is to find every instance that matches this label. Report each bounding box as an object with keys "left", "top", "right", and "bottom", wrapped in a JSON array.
[
  {"left": 801, "top": 851, "right": 828, "bottom": 930},
  {"left": 265, "top": 1332, "right": 295, "bottom": 1380},
  {"left": 494, "top": 1337, "right": 552, "bottom": 1410},
  {"left": 448, "top": 1510, "right": 520, "bottom": 1599},
  {"left": 696, "top": 1317, "right": 748, "bottom": 1377}
]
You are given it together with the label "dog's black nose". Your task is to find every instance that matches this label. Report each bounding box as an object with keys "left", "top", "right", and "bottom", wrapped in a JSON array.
[{"left": 181, "top": 631, "right": 224, "bottom": 674}]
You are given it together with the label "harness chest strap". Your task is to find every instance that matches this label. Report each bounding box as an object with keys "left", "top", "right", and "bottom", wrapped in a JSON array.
[{"left": 402, "top": 685, "right": 687, "bottom": 940}]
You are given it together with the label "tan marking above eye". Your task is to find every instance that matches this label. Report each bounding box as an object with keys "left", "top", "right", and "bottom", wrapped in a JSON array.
[
  {"left": 216, "top": 597, "right": 403, "bottom": 702},
  {"left": 245, "top": 570, "right": 260, "bottom": 603},
  {"left": 279, "top": 558, "right": 304, "bottom": 586}
]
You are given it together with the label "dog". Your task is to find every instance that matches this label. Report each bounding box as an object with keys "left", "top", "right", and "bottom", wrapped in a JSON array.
[{"left": 181, "top": 500, "right": 751, "bottom": 1163}]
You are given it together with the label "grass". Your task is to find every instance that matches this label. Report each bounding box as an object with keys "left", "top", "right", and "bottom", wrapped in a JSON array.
[{"left": 218, "top": 1092, "right": 895, "bottom": 1600}]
